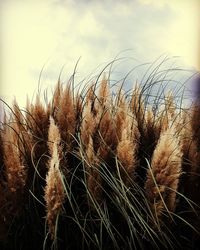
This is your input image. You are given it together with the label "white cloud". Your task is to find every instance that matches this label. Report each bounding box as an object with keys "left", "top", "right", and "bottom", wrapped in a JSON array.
[{"left": 0, "top": 0, "right": 199, "bottom": 107}]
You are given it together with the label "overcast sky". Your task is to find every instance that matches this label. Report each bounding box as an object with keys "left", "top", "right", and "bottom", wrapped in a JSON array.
[{"left": 0, "top": 0, "right": 199, "bottom": 107}]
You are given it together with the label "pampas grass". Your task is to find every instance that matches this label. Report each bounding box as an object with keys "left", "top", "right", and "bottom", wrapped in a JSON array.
[
  {"left": 116, "top": 109, "right": 139, "bottom": 186},
  {"left": 0, "top": 62, "right": 200, "bottom": 250},
  {"left": 45, "top": 118, "right": 65, "bottom": 239},
  {"left": 145, "top": 125, "right": 182, "bottom": 223}
]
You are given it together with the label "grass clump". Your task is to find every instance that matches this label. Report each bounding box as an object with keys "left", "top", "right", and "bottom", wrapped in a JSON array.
[{"left": 0, "top": 60, "right": 200, "bottom": 250}]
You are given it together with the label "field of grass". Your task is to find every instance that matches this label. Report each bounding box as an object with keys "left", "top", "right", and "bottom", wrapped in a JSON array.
[{"left": 0, "top": 62, "right": 200, "bottom": 249}]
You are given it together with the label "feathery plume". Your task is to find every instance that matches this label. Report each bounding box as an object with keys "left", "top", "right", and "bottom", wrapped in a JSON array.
[
  {"left": 27, "top": 94, "right": 49, "bottom": 139},
  {"left": 2, "top": 123, "right": 26, "bottom": 232},
  {"left": 80, "top": 87, "right": 103, "bottom": 203},
  {"left": 130, "top": 84, "right": 145, "bottom": 129},
  {"left": 98, "top": 75, "right": 110, "bottom": 106},
  {"left": 3, "top": 125, "right": 26, "bottom": 195},
  {"left": 48, "top": 116, "right": 61, "bottom": 157},
  {"left": 117, "top": 111, "right": 139, "bottom": 186},
  {"left": 115, "top": 90, "right": 127, "bottom": 140},
  {"left": 145, "top": 126, "right": 182, "bottom": 222},
  {"left": 81, "top": 95, "right": 96, "bottom": 148},
  {"left": 45, "top": 140, "right": 65, "bottom": 239},
  {"left": 13, "top": 100, "right": 24, "bottom": 130},
  {"left": 26, "top": 94, "right": 49, "bottom": 175},
  {"left": 55, "top": 86, "right": 76, "bottom": 149},
  {"left": 96, "top": 109, "right": 117, "bottom": 161},
  {"left": 191, "top": 104, "right": 200, "bottom": 147},
  {"left": 51, "top": 81, "right": 63, "bottom": 118},
  {"left": 13, "top": 100, "right": 32, "bottom": 163},
  {"left": 165, "top": 91, "right": 176, "bottom": 120},
  {"left": 185, "top": 104, "right": 200, "bottom": 205}
]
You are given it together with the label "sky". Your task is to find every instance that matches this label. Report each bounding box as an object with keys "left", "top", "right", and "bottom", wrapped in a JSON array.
[{"left": 0, "top": 0, "right": 199, "bottom": 108}]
